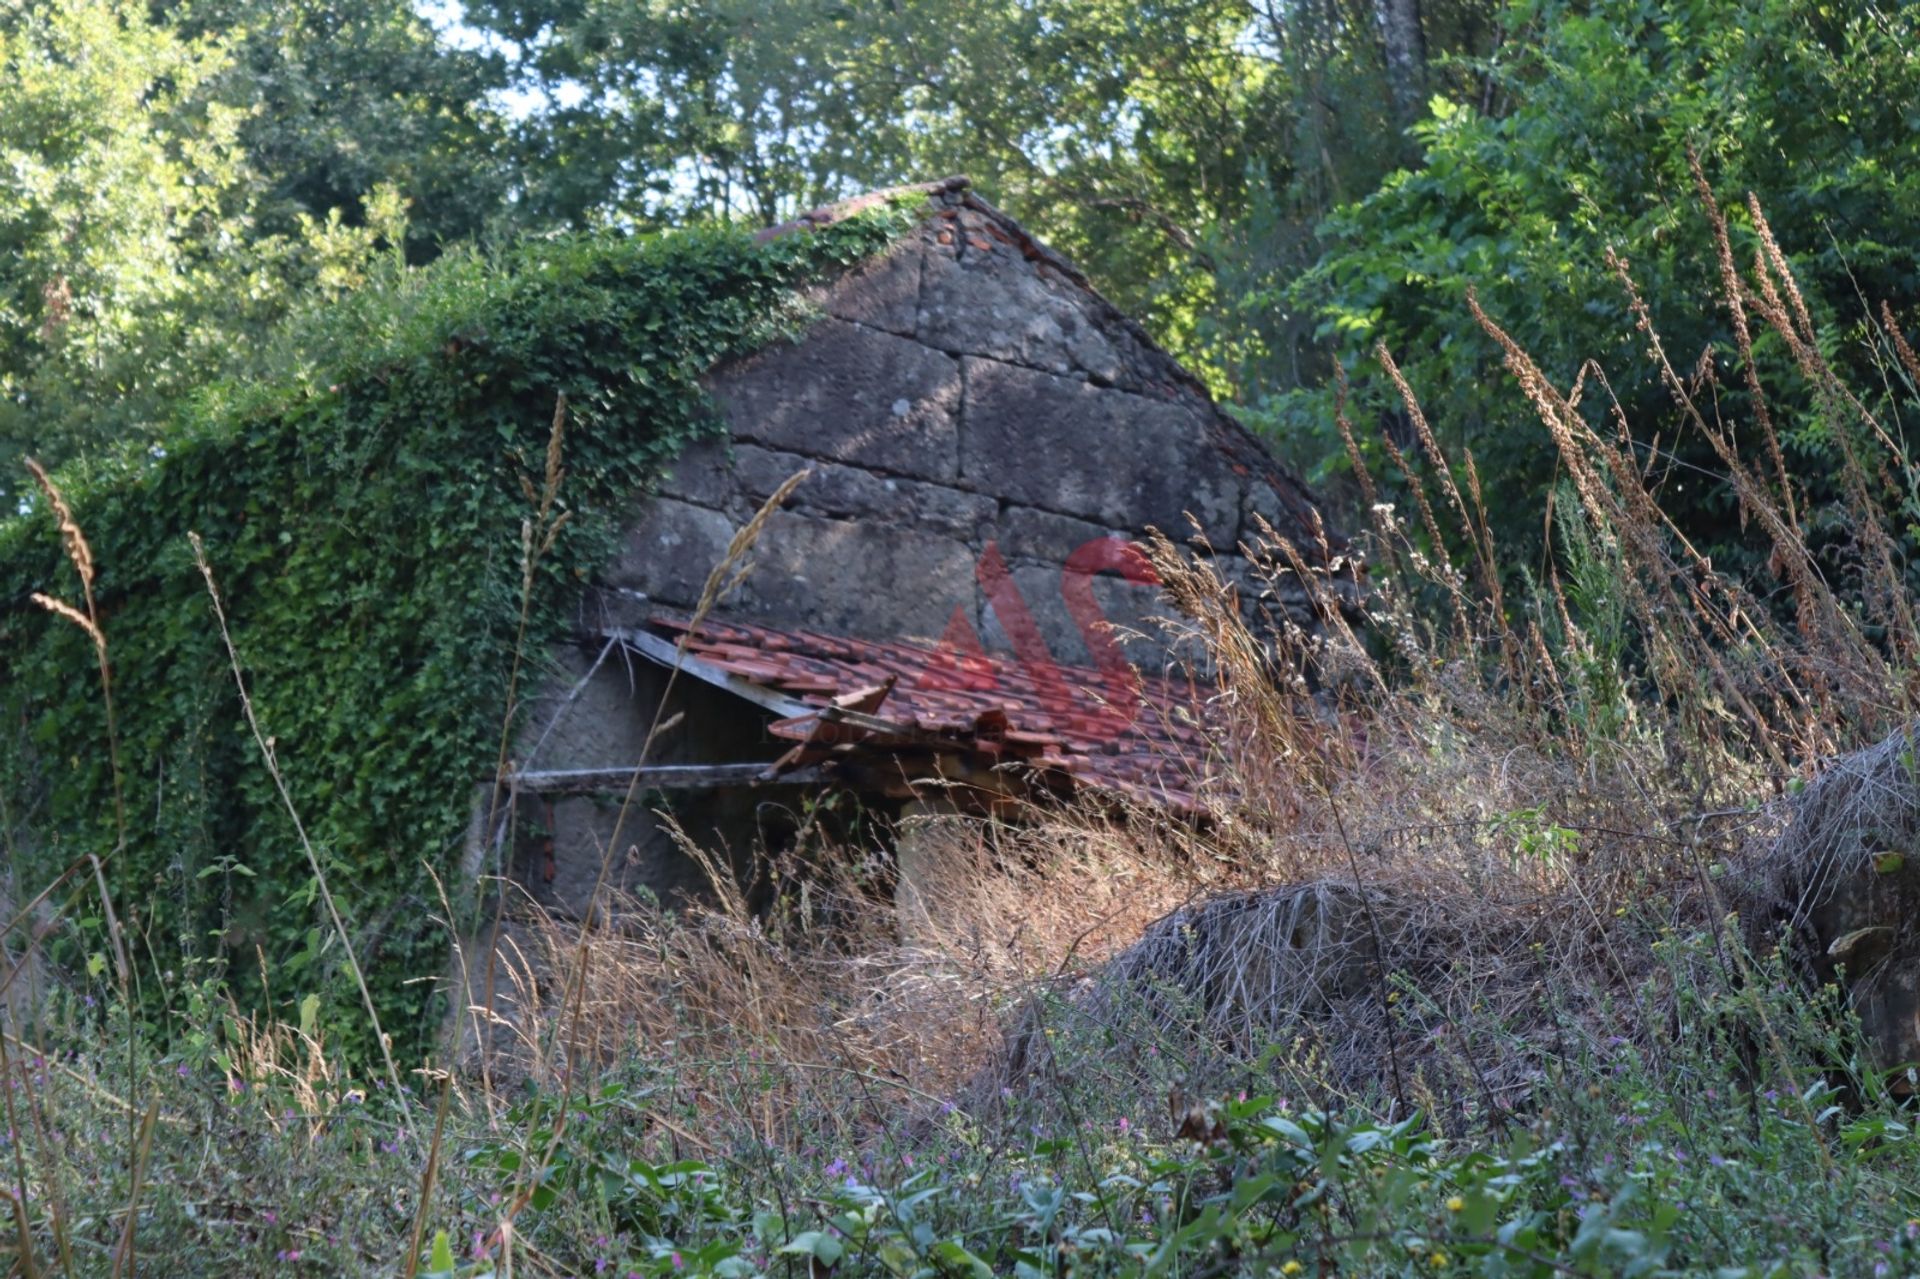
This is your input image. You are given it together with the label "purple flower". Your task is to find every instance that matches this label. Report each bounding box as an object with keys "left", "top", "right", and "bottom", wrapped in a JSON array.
[
  {"left": 824, "top": 1158, "right": 847, "bottom": 1177},
  {"left": 175, "top": 1064, "right": 190, "bottom": 1078},
  {"left": 1116, "top": 1117, "right": 1131, "bottom": 1133},
  {"left": 671, "top": 1252, "right": 684, "bottom": 1270}
]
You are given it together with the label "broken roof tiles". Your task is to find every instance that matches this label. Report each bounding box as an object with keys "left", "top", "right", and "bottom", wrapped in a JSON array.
[{"left": 637, "top": 614, "right": 1217, "bottom": 815}]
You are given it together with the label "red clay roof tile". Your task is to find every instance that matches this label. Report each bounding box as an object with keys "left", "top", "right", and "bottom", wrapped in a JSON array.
[{"left": 643, "top": 614, "right": 1215, "bottom": 814}]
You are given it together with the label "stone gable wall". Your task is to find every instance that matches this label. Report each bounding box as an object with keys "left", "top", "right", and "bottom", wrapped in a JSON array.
[
  {"left": 602, "top": 187, "right": 1327, "bottom": 670},
  {"left": 467, "top": 186, "right": 1334, "bottom": 1001}
]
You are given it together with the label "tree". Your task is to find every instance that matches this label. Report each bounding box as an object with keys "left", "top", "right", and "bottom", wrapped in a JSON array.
[
  {"left": 1293, "top": 0, "right": 1920, "bottom": 569},
  {"left": 0, "top": 1, "right": 440, "bottom": 501},
  {"left": 461, "top": 0, "right": 1506, "bottom": 396},
  {"left": 162, "top": 0, "right": 512, "bottom": 260},
  {"left": 1380, "top": 0, "right": 1429, "bottom": 143}
]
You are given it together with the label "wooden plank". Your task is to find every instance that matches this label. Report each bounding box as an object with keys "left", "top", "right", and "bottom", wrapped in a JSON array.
[
  {"left": 603, "top": 627, "right": 818, "bottom": 720},
  {"left": 509, "top": 763, "right": 828, "bottom": 794},
  {"left": 607, "top": 626, "right": 932, "bottom": 740}
]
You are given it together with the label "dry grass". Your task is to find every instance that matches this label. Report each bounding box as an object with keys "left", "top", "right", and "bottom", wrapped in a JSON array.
[
  {"left": 442, "top": 181, "right": 1920, "bottom": 1158},
  {"left": 463, "top": 804, "right": 1222, "bottom": 1144}
]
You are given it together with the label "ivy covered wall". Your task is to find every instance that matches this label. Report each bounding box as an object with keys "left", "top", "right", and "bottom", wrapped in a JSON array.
[{"left": 0, "top": 204, "right": 911, "bottom": 1062}]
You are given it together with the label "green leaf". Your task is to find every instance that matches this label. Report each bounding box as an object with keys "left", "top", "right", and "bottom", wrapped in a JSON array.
[
  {"left": 299, "top": 993, "right": 320, "bottom": 1038},
  {"left": 779, "top": 1232, "right": 845, "bottom": 1267}
]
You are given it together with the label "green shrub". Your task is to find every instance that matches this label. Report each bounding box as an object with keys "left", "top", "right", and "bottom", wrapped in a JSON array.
[{"left": 1281, "top": 0, "right": 1920, "bottom": 576}]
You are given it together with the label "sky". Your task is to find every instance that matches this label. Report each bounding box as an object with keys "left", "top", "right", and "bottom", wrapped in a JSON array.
[{"left": 414, "top": 0, "right": 588, "bottom": 117}]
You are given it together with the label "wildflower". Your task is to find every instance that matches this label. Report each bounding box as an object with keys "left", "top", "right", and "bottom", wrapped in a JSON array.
[
  {"left": 1116, "top": 1117, "right": 1130, "bottom": 1134},
  {"left": 1445, "top": 1196, "right": 1464, "bottom": 1213},
  {"left": 175, "top": 1064, "right": 190, "bottom": 1078},
  {"left": 1281, "top": 1262, "right": 1303, "bottom": 1276},
  {"left": 824, "top": 1158, "right": 847, "bottom": 1177},
  {"left": 671, "top": 1253, "right": 684, "bottom": 1270},
  {"left": 1429, "top": 1252, "right": 1448, "bottom": 1267}
]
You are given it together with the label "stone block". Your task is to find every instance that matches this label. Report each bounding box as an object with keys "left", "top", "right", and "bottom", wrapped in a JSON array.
[
  {"left": 812, "top": 239, "right": 924, "bottom": 336},
  {"left": 712, "top": 318, "right": 960, "bottom": 482},
  {"left": 917, "top": 231, "right": 1134, "bottom": 385},
  {"left": 728, "top": 510, "right": 979, "bottom": 643},
  {"left": 655, "top": 438, "right": 739, "bottom": 512},
  {"left": 606, "top": 497, "right": 738, "bottom": 608},
  {"left": 732, "top": 445, "right": 996, "bottom": 541},
  {"left": 976, "top": 561, "right": 1170, "bottom": 668},
  {"left": 959, "top": 358, "right": 1241, "bottom": 545},
  {"left": 995, "top": 505, "right": 1119, "bottom": 564},
  {"left": 518, "top": 647, "right": 657, "bottom": 773}
]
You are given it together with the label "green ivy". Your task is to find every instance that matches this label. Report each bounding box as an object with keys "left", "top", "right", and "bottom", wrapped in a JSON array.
[{"left": 0, "top": 201, "right": 916, "bottom": 1063}]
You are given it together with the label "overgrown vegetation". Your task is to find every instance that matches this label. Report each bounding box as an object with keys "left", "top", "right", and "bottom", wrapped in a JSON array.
[
  {"left": 10, "top": 0, "right": 1920, "bottom": 1273},
  {"left": 0, "top": 203, "right": 913, "bottom": 1062},
  {"left": 1295, "top": 0, "right": 1920, "bottom": 569},
  {"left": 1, "top": 171, "right": 1918, "bottom": 1273}
]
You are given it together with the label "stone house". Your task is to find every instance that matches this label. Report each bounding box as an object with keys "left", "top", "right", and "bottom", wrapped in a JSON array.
[{"left": 488, "top": 177, "right": 1333, "bottom": 924}]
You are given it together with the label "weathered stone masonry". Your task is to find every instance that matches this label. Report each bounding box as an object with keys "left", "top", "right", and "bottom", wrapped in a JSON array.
[
  {"left": 505, "top": 178, "right": 1331, "bottom": 923},
  {"left": 606, "top": 179, "right": 1327, "bottom": 669}
]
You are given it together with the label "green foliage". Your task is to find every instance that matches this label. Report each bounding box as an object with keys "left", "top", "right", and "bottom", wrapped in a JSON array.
[
  {"left": 0, "top": 0, "right": 452, "bottom": 501},
  {"left": 29, "top": 927, "right": 1889, "bottom": 1277},
  {"left": 165, "top": 0, "right": 512, "bottom": 260},
  {"left": 0, "top": 203, "right": 913, "bottom": 1062},
  {"left": 412, "top": 935, "right": 1920, "bottom": 1278},
  {"left": 1288, "top": 0, "right": 1920, "bottom": 564}
]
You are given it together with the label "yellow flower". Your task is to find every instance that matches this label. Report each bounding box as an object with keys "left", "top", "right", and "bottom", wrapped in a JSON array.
[
  {"left": 1429, "top": 1253, "right": 1449, "bottom": 1268},
  {"left": 1282, "top": 1262, "right": 1304, "bottom": 1276},
  {"left": 1445, "top": 1196, "right": 1465, "bottom": 1213}
]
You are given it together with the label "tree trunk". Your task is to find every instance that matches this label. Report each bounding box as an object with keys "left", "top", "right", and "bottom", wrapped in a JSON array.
[{"left": 1380, "top": 0, "right": 1428, "bottom": 142}]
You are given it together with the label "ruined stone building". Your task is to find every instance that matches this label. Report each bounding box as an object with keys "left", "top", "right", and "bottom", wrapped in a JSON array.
[{"left": 495, "top": 177, "right": 1333, "bottom": 923}]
